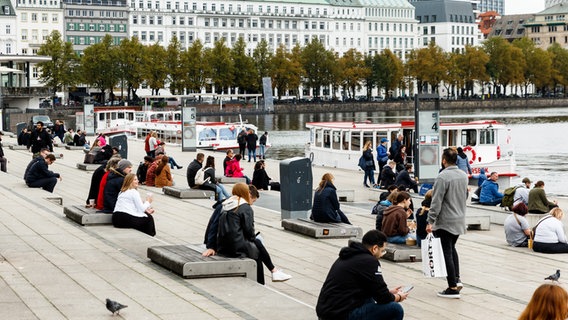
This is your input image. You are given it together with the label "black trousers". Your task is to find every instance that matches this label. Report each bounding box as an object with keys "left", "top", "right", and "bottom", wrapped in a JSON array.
[
  {"left": 27, "top": 177, "right": 57, "bottom": 193},
  {"left": 433, "top": 229, "right": 460, "bottom": 288},
  {"left": 253, "top": 238, "right": 275, "bottom": 285},
  {"left": 112, "top": 211, "right": 156, "bottom": 236}
]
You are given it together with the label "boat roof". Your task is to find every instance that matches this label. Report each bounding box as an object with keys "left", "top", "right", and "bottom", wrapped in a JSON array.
[{"left": 306, "top": 120, "right": 506, "bottom": 130}]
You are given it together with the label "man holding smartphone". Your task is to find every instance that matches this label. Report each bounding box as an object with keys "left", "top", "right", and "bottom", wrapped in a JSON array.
[{"left": 316, "top": 230, "right": 409, "bottom": 320}]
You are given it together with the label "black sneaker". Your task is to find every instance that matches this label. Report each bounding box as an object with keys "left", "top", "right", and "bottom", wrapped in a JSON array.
[
  {"left": 456, "top": 278, "right": 463, "bottom": 292},
  {"left": 437, "top": 288, "right": 461, "bottom": 299}
]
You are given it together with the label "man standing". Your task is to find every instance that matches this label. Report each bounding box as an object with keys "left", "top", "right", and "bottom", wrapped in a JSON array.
[
  {"left": 389, "top": 134, "right": 403, "bottom": 160},
  {"left": 426, "top": 148, "right": 468, "bottom": 299},
  {"left": 316, "top": 230, "right": 408, "bottom": 320},
  {"left": 237, "top": 129, "right": 247, "bottom": 160},
  {"left": 0, "top": 132, "right": 6, "bottom": 172},
  {"left": 28, "top": 121, "right": 53, "bottom": 155},
  {"left": 246, "top": 129, "right": 258, "bottom": 162},
  {"left": 479, "top": 172, "right": 503, "bottom": 206},
  {"left": 376, "top": 138, "right": 389, "bottom": 184},
  {"left": 259, "top": 131, "right": 268, "bottom": 160},
  {"left": 187, "top": 153, "right": 204, "bottom": 188},
  {"left": 25, "top": 154, "right": 62, "bottom": 193}
]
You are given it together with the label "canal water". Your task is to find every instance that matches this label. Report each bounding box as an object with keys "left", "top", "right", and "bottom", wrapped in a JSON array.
[{"left": 200, "top": 107, "right": 568, "bottom": 196}]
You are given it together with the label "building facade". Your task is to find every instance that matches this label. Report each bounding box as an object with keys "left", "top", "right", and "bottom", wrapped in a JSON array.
[
  {"left": 0, "top": 0, "right": 17, "bottom": 55},
  {"left": 478, "top": 0, "right": 503, "bottom": 15},
  {"left": 488, "top": 14, "right": 532, "bottom": 42},
  {"left": 413, "top": 0, "right": 479, "bottom": 52},
  {"left": 525, "top": 3, "right": 568, "bottom": 50}
]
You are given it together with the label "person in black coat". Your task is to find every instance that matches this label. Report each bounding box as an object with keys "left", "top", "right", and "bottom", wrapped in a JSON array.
[
  {"left": 27, "top": 121, "right": 53, "bottom": 154},
  {"left": 25, "top": 154, "right": 61, "bottom": 193},
  {"left": 199, "top": 156, "right": 231, "bottom": 200},
  {"left": 186, "top": 153, "right": 204, "bottom": 188},
  {"left": 394, "top": 164, "right": 419, "bottom": 193},
  {"left": 316, "top": 230, "right": 408, "bottom": 320},
  {"left": 380, "top": 161, "right": 397, "bottom": 189},
  {"left": 237, "top": 129, "right": 247, "bottom": 159},
  {"left": 103, "top": 160, "right": 132, "bottom": 213},
  {"left": 246, "top": 129, "right": 258, "bottom": 162},
  {"left": 362, "top": 141, "right": 376, "bottom": 188},
  {"left": 252, "top": 161, "right": 280, "bottom": 191},
  {"left": 311, "top": 173, "right": 351, "bottom": 224}
]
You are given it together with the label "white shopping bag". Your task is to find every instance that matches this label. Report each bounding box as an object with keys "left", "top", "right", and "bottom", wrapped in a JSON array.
[{"left": 421, "top": 233, "right": 448, "bottom": 278}]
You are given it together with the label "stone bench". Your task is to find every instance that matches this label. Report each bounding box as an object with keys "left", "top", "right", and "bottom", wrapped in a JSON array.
[
  {"left": 281, "top": 218, "right": 362, "bottom": 238},
  {"left": 162, "top": 186, "right": 215, "bottom": 199},
  {"left": 63, "top": 205, "right": 112, "bottom": 225},
  {"left": 54, "top": 153, "right": 64, "bottom": 159},
  {"left": 468, "top": 203, "right": 543, "bottom": 227},
  {"left": 383, "top": 243, "right": 422, "bottom": 262},
  {"left": 218, "top": 177, "right": 247, "bottom": 184},
  {"left": 466, "top": 214, "right": 491, "bottom": 231},
  {"left": 336, "top": 190, "right": 355, "bottom": 202},
  {"left": 76, "top": 163, "right": 100, "bottom": 171},
  {"left": 9, "top": 145, "right": 27, "bottom": 150},
  {"left": 65, "top": 145, "right": 85, "bottom": 150},
  {"left": 147, "top": 244, "right": 257, "bottom": 281}
]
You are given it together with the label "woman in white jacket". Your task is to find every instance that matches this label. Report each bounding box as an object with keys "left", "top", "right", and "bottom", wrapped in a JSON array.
[
  {"left": 112, "top": 173, "right": 156, "bottom": 236},
  {"left": 533, "top": 208, "right": 568, "bottom": 253}
]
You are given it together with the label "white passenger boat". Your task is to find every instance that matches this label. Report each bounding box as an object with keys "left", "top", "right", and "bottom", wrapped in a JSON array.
[
  {"left": 305, "top": 120, "right": 516, "bottom": 180},
  {"left": 80, "top": 108, "right": 263, "bottom": 150}
]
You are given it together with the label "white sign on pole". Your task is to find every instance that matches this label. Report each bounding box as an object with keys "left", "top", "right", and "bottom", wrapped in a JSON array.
[{"left": 181, "top": 106, "right": 197, "bottom": 151}]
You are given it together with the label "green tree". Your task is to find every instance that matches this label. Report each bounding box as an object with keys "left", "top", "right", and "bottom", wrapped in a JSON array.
[
  {"left": 300, "top": 38, "right": 335, "bottom": 97},
  {"left": 375, "top": 49, "right": 403, "bottom": 99},
  {"left": 547, "top": 43, "right": 568, "bottom": 95},
  {"left": 407, "top": 42, "right": 447, "bottom": 93},
  {"left": 483, "top": 37, "right": 522, "bottom": 95},
  {"left": 363, "top": 54, "right": 377, "bottom": 98},
  {"left": 455, "top": 45, "right": 489, "bottom": 97},
  {"left": 253, "top": 39, "right": 273, "bottom": 93},
  {"left": 143, "top": 43, "right": 168, "bottom": 96},
  {"left": 181, "top": 39, "right": 209, "bottom": 94},
  {"left": 231, "top": 37, "right": 256, "bottom": 93},
  {"left": 37, "top": 31, "right": 80, "bottom": 104},
  {"left": 166, "top": 36, "right": 184, "bottom": 95},
  {"left": 338, "top": 49, "right": 369, "bottom": 99},
  {"left": 117, "top": 36, "right": 145, "bottom": 101},
  {"left": 81, "top": 34, "right": 120, "bottom": 103},
  {"left": 205, "top": 39, "right": 234, "bottom": 94}
]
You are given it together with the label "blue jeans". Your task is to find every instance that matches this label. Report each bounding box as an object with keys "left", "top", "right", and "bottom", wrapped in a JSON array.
[
  {"left": 348, "top": 299, "right": 403, "bottom": 320},
  {"left": 259, "top": 144, "right": 266, "bottom": 158},
  {"left": 216, "top": 183, "right": 231, "bottom": 200},
  {"left": 364, "top": 169, "right": 375, "bottom": 185},
  {"left": 387, "top": 233, "right": 416, "bottom": 244},
  {"left": 248, "top": 148, "right": 256, "bottom": 161}
]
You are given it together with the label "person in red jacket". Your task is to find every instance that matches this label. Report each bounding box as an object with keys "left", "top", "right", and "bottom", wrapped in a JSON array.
[{"left": 225, "top": 154, "right": 250, "bottom": 184}]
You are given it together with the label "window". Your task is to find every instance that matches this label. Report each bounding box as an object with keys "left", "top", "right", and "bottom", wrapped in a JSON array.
[
  {"left": 52, "top": 14, "right": 58, "bottom": 22},
  {"left": 22, "top": 29, "right": 27, "bottom": 40},
  {"left": 21, "top": 12, "right": 27, "bottom": 21},
  {"left": 32, "top": 13, "right": 37, "bottom": 22}
]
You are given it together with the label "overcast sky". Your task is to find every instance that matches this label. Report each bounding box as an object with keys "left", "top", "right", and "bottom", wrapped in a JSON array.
[{"left": 504, "top": 0, "right": 545, "bottom": 15}]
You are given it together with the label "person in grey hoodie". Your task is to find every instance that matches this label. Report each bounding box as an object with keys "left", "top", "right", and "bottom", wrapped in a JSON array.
[{"left": 426, "top": 148, "right": 468, "bottom": 299}]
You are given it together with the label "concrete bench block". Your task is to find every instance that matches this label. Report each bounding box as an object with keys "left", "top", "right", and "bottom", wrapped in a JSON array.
[
  {"left": 54, "top": 153, "right": 64, "bottom": 159},
  {"left": 367, "top": 188, "right": 383, "bottom": 201},
  {"left": 162, "top": 186, "right": 215, "bottom": 199},
  {"left": 76, "top": 163, "right": 100, "bottom": 171},
  {"left": 218, "top": 177, "right": 247, "bottom": 184},
  {"left": 9, "top": 145, "right": 27, "bottom": 150},
  {"left": 336, "top": 190, "right": 355, "bottom": 202},
  {"left": 383, "top": 244, "right": 422, "bottom": 262},
  {"left": 466, "top": 214, "right": 491, "bottom": 231},
  {"left": 64, "top": 205, "right": 112, "bottom": 225},
  {"left": 281, "top": 218, "right": 362, "bottom": 238},
  {"left": 65, "top": 145, "right": 85, "bottom": 150},
  {"left": 147, "top": 245, "right": 257, "bottom": 281}
]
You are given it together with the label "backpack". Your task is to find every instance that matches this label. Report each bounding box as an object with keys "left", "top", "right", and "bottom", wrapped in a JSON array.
[
  {"left": 501, "top": 185, "right": 519, "bottom": 210},
  {"left": 195, "top": 167, "right": 211, "bottom": 186},
  {"left": 372, "top": 202, "right": 388, "bottom": 230}
]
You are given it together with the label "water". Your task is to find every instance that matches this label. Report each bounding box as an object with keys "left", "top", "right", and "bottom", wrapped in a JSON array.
[{"left": 200, "top": 107, "right": 568, "bottom": 196}]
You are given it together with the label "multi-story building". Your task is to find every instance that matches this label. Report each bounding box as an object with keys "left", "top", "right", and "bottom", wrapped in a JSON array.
[
  {"left": 16, "top": 0, "right": 65, "bottom": 56},
  {"left": 62, "top": 0, "right": 129, "bottom": 53},
  {"left": 546, "top": 0, "right": 568, "bottom": 9},
  {"left": 488, "top": 14, "right": 533, "bottom": 42},
  {"left": 0, "top": 0, "right": 17, "bottom": 55},
  {"left": 412, "top": 0, "right": 479, "bottom": 52},
  {"left": 526, "top": 3, "right": 568, "bottom": 50},
  {"left": 478, "top": 0, "right": 503, "bottom": 15}
]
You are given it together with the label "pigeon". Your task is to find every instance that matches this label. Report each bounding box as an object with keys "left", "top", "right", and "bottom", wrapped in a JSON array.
[
  {"left": 545, "top": 269, "right": 561, "bottom": 282},
  {"left": 106, "top": 298, "right": 128, "bottom": 315}
]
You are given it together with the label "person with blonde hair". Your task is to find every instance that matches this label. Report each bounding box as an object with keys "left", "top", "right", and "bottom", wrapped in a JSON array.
[
  {"left": 311, "top": 173, "right": 351, "bottom": 224},
  {"left": 533, "top": 208, "right": 568, "bottom": 253},
  {"left": 112, "top": 173, "right": 156, "bottom": 236},
  {"left": 519, "top": 284, "right": 568, "bottom": 320},
  {"left": 217, "top": 183, "right": 291, "bottom": 284},
  {"left": 154, "top": 155, "right": 173, "bottom": 188},
  {"left": 361, "top": 140, "right": 376, "bottom": 188}
]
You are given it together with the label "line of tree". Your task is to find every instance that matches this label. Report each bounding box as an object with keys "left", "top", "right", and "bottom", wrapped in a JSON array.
[{"left": 37, "top": 31, "right": 568, "bottom": 104}]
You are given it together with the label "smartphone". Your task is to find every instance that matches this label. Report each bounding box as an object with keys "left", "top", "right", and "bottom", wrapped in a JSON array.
[{"left": 401, "top": 285, "right": 414, "bottom": 293}]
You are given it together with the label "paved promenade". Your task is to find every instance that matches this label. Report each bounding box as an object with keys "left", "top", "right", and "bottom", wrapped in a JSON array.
[{"left": 1, "top": 133, "right": 567, "bottom": 319}]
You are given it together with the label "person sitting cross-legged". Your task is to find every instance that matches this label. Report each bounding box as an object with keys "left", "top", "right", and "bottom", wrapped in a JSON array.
[
  {"left": 381, "top": 191, "right": 416, "bottom": 244},
  {"left": 479, "top": 171, "right": 504, "bottom": 206}
]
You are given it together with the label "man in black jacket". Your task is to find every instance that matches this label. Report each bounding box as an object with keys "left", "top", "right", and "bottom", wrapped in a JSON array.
[
  {"left": 25, "top": 154, "right": 61, "bottom": 193},
  {"left": 316, "top": 230, "right": 408, "bottom": 320},
  {"left": 27, "top": 121, "right": 53, "bottom": 155},
  {"left": 186, "top": 153, "right": 204, "bottom": 188}
]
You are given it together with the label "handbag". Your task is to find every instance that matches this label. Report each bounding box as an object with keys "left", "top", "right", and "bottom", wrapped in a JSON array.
[
  {"left": 358, "top": 155, "right": 366, "bottom": 170},
  {"left": 512, "top": 213, "right": 531, "bottom": 248},
  {"left": 421, "top": 233, "right": 448, "bottom": 278},
  {"left": 529, "top": 215, "right": 553, "bottom": 250}
]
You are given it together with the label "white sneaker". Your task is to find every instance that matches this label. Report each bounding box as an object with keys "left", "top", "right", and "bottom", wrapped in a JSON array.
[{"left": 272, "top": 269, "right": 292, "bottom": 282}]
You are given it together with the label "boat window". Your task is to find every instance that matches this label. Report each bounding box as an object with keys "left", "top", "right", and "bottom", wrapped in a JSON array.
[
  {"left": 118, "top": 112, "right": 125, "bottom": 119},
  {"left": 375, "top": 132, "right": 388, "bottom": 147},
  {"left": 174, "top": 113, "right": 181, "bottom": 121},
  {"left": 479, "top": 129, "right": 495, "bottom": 145},
  {"left": 219, "top": 128, "right": 237, "bottom": 140},
  {"left": 461, "top": 129, "right": 476, "bottom": 146},
  {"left": 199, "top": 128, "right": 217, "bottom": 141},
  {"left": 315, "top": 129, "right": 323, "bottom": 147},
  {"left": 111, "top": 113, "right": 117, "bottom": 120},
  {"left": 342, "top": 131, "right": 350, "bottom": 150},
  {"left": 441, "top": 129, "right": 458, "bottom": 147},
  {"left": 99, "top": 113, "right": 105, "bottom": 121},
  {"left": 127, "top": 113, "right": 134, "bottom": 121},
  {"left": 351, "top": 132, "right": 361, "bottom": 151},
  {"left": 363, "top": 131, "right": 373, "bottom": 150},
  {"left": 332, "top": 131, "right": 341, "bottom": 149},
  {"left": 323, "top": 130, "right": 331, "bottom": 148}
]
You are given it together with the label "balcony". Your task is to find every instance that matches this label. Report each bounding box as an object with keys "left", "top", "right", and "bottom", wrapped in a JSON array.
[{"left": 1, "top": 87, "right": 52, "bottom": 98}]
